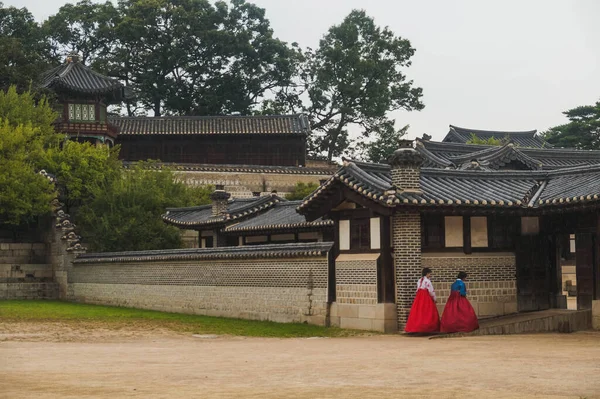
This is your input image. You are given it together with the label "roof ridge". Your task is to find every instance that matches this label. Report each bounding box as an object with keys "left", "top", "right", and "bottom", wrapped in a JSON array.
[
  {"left": 165, "top": 204, "right": 211, "bottom": 212},
  {"left": 450, "top": 124, "right": 537, "bottom": 136},
  {"left": 109, "top": 114, "right": 304, "bottom": 120}
]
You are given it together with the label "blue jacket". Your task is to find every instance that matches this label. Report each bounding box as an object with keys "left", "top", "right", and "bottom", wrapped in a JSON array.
[{"left": 451, "top": 279, "right": 467, "bottom": 296}]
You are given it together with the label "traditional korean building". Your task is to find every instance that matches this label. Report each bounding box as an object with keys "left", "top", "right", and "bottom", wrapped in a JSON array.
[
  {"left": 441, "top": 125, "right": 551, "bottom": 148},
  {"left": 162, "top": 187, "right": 333, "bottom": 248},
  {"left": 39, "top": 56, "right": 336, "bottom": 197},
  {"left": 39, "top": 54, "right": 130, "bottom": 146},
  {"left": 292, "top": 139, "right": 600, "bottom": 332}
]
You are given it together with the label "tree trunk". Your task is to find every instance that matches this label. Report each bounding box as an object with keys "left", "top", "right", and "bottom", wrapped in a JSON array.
[{"left": 154, "top": 98, "right": 161, "bottom": 117}]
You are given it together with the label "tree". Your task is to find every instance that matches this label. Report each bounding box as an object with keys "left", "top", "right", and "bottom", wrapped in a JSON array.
[
  {"left": 0, "top": 3, "right": 56, "bottom": 92},
  {"left": 267, "top": 10, "right": 424, "bottom": 161},
  {"left": 43, "top": 0, "right": 120, "bottom": 65},
  {"left": 45, "top": 0, "right": 298, "bottom": 117},
  {"left": 355, "top": 122, "right": 410, "bottom": 163},
  {"left": 285, "top": 182, "right": 319, "bottom": 201},
  {"left": 542, "top": 101, "right": 600, "bottom": 149},
  {"left": 466, "top": 133, "right": 503, "bottom": 146},
  {"left": 39, "top": 141, "right": 122, "bottom": 212},
  {"left": 0, "top": 87, "right": 57, "bottom": 226},
  {"left": 76, "top": 162, "right": 212, "bottom": 252}
]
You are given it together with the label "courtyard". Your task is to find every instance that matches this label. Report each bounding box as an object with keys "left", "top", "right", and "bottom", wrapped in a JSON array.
[{"left": 1, "top": 318, "right": 599, "bottom": 398}]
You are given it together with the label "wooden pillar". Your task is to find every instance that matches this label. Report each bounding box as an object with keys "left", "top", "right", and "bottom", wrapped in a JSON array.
[{"left": 378, "top": 215, "right": 394, "bottom": 303}]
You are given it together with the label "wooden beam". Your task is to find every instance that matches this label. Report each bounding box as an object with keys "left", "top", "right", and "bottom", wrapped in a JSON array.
[{"left": 463, "top": 216, "right": 472, "bottom": 255}]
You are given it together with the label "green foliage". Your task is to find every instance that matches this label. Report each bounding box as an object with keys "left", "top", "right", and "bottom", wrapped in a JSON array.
[
  {"left": 466, "top": 133, "right": 503, "bottom": 146},
  {"left": 0, "top": 3, "right": 56, "bottom": 92},
  {"left": 0, "top": 300, "right": 366, "bottom": 337},
  {"left": 45, "top": 0, "right": 297, "bottom": 117},
  {"left": 542, "top": 101, "right": 600, "bottom": 149},
  {"left": 356, "top": 123, "right": 410, "bottom": 163},
  {"left": 39, "top": 141, "right": 122, "bottom": 211},
  {"left": 268, "top": 10, "right": 424, "bottom": 161},
  {"left": 77, "top": 162, "right": 212, "bottom": 252},
  {"left": 0, "top": 87, "right": 57, "bottom": 226},
  {"left": 285, "top": 182, "right": 320, "bottom": 200}
]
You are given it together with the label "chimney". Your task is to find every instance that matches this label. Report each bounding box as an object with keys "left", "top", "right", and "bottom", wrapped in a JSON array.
[
  {"left": 210, "top": 185, "right": 230, "bottom": 216},
  {"left": 388, "top": 139, "right": 423, "bottom": 193}
]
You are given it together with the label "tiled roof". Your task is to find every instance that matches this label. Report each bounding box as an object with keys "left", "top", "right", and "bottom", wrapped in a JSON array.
[
  {"left": 447, "top": 143, "right": 542, "bottom": 170},
  {"left": 162, "top": 195, "right": 285, "bottom": 228},
  {"left": 74, "top": 242, "right": 334, "bottom": 264},
  {"left": 123, "top": 161, "right": 336, "bottom": 175},
  {"left": 536, "top": 165, "right": 600, "bottom": 207},
  {"left": 298, "top": 160, "right": 600, "bottom": 214},
  {"left": 443, "top": 125, "right": 550, "bottom": 148},
  {"left": 39, "top": 60, "right": 125, "bottom": 98},
  {"left": 109, "top": 114, "right": 310, "bottom": 136},
  {"left": 224, "top": 201, "right": 333, "bottom": 233},
  {"left": 419, "top": 141, "right": 600, "bottom": 170}
]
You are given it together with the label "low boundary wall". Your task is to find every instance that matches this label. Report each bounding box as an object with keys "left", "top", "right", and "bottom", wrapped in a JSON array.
[{"left": 69, "top": 243, "right": 333, "bottom": 325}]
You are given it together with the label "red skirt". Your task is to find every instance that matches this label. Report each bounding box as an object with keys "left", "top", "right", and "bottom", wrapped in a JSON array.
[
  {"left": 440, "top": 291, "right": 479, "bottom": 333},
  {"left": 404, "top": 289, "right": 440, "bottom": 333}
]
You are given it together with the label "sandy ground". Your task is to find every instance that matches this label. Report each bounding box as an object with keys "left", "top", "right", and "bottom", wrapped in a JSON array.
[{"left": 1, "top": 322, "right": 600, "bottom": 399}]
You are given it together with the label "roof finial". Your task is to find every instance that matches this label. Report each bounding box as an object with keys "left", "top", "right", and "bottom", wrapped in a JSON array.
[{"left": 66, "top": 53, "right": 80, "bottom": 63}]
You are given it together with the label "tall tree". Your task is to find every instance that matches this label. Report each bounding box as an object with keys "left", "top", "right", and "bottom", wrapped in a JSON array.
[
  {"left": 266, "top": 10, "right": 424, "bottom": 161},
  {"left": 542, "top": 101, "right": 600, "bottom": 149},
  {"left": 0, "top": 3, "right": 56, "bottom": 92},
  {"left": 43, "top": 0, "right": 120, "bottom": 65},
  {"left": 45, "top": 0, "right": 297, "bottom": 117}
]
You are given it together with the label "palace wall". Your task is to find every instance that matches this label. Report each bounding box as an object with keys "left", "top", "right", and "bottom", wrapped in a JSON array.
[
  {"left": 66, "top": 249, "right": 331, "bottom": 325},
  {"left": 0, "top": 242, "right": 57, "bottom": 300}
]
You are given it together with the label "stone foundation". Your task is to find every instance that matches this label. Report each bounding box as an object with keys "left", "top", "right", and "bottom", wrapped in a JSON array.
[
  {"left": 329, "top": 303, "right": 397, "bottom": 332},
  {"left": 593, "top": 300, "right": 600, "bottom": 330}
]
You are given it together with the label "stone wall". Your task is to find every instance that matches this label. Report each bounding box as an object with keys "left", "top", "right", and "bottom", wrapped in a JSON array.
[
  {"left": 68, "top": 245, "right": 332, "bottom": 325},
  {"left": 177, "top": 169, "right": 330, "bottom": 198},
  {"left": 422, "top": 252, "right": 518, "bottom": 317},
  {"left": 593, "top": 300, "right": 600, "bottom": 330},
  {"left": 0, "top": 242, "right": 57, "bottom": 300}
]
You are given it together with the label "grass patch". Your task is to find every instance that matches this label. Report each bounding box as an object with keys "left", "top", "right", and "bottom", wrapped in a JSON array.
[{"left": 0, "top": 300, "right": 370, "bottom": 338}]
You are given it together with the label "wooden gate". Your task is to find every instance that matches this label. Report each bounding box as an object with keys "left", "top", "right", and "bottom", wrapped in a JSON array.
[
  {"left": 575, "top": 233, "right": 595, "bottom": 310},
  {"left": 515, "top": 235, "right": 551, "bottom": 312}
]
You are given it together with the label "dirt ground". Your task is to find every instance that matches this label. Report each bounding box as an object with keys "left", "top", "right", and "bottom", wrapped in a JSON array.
[{"left": 1, "top": 322, "right": 599, "bottom": 399}]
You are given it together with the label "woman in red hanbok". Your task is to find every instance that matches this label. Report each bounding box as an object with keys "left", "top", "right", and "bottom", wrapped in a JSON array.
[
  {"left": 441, "top": 271, "right": 479, "bottom": 333},
  {"left": 404, "top": 268, "right": 440, "bottom": 333}
]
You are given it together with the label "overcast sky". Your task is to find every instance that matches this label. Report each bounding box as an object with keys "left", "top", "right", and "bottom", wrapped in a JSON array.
[{"left": 5, "top": 0, "right": 600, "bottom": 141}]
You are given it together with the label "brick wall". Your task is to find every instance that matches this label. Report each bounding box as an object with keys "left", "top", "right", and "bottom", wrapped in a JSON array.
[
  {"left": 393, "top": 212, "right": 422, "bottom": 328},
  {"left": 422, "top": 253, "right": 517, "bottom": 317},
  {"left": 390, "top": 168, "right": 420, "bottom": 191},
  {"left": 68, "top": 255, "right": 330, "bottom": 325},
  {"left": 335, "top": 258, "right": 378, "bottom": 305}
]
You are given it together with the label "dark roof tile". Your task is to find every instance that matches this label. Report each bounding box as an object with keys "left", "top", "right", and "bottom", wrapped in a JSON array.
[
  {"left": 110, "top": 114, "right": 310, "bottom": 136},
  {"left": 74, "top": 242, "right": 334, "bottom": 264},
  {"left": 443, "top": 125, "right": 549, "bottom": 148},
  {"left": 224, "top": 201, "right": 333, "bottom": 233},
  {"left": 163, "top": 195, "right": 285, "bottom": 228},
  {"left": 40, "top": 60, "right": 125, "bottom": 99}
]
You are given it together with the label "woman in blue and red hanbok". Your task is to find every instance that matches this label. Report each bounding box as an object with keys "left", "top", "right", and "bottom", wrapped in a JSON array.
[
  {"left": 441, "top": 271, "right": 479, "bottom": 333},
  {"left": 405, "top": 268, "right": 440, "bottom": 333}
]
